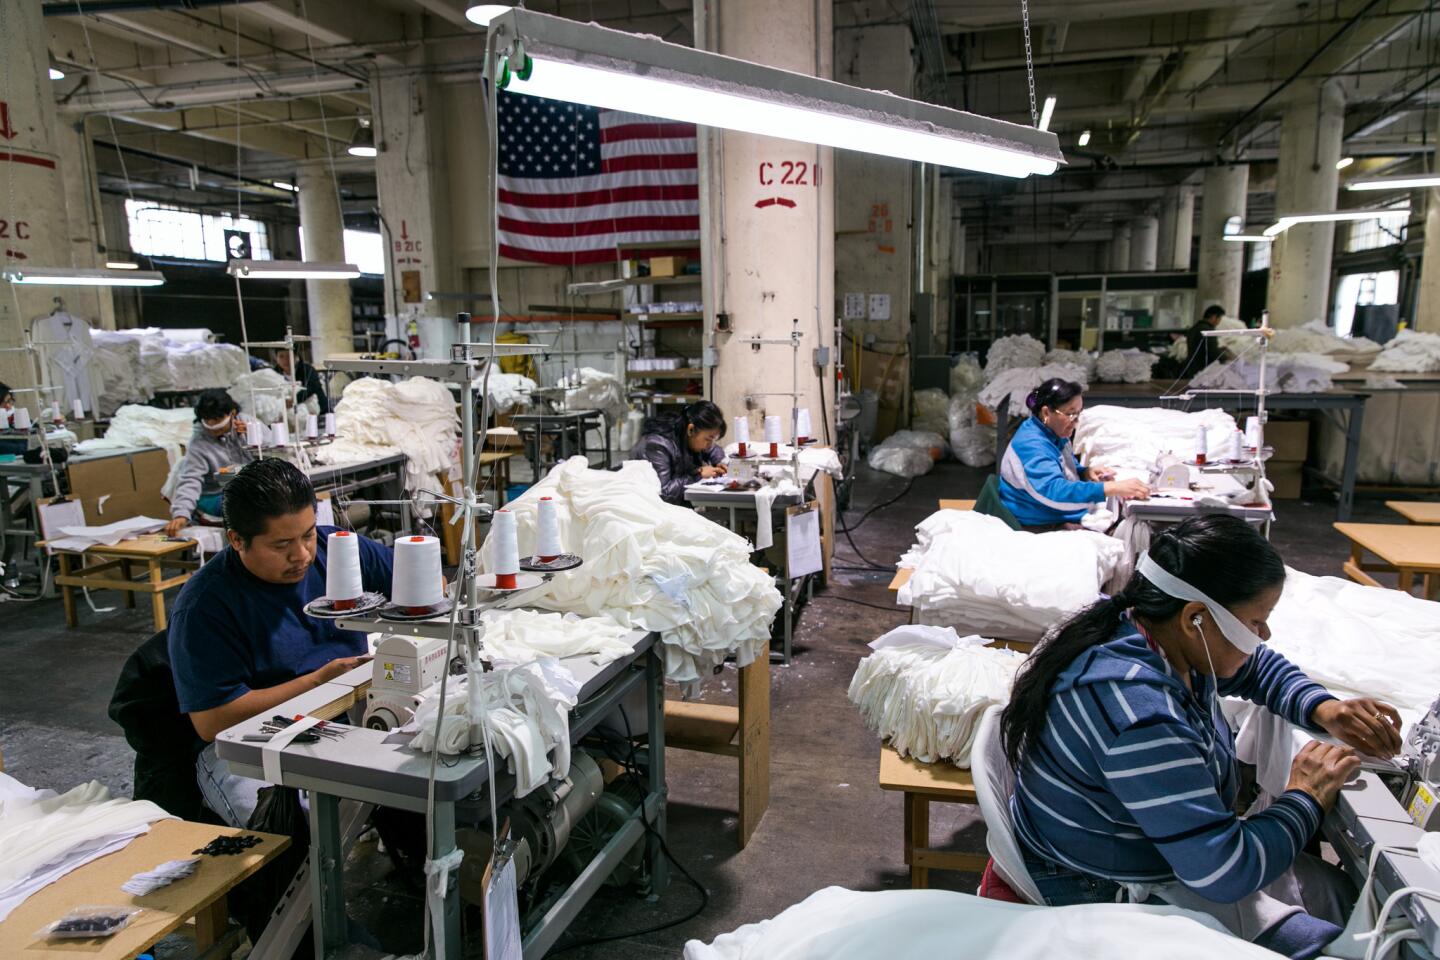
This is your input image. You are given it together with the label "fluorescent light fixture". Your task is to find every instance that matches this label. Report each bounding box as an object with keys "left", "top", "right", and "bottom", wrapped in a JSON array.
[
  {"left": 271, "top": 180, "right": 298, "bottom": 192},
  {"left": 488, "top": 9, "right": 1062, "bottom": 178},
  {"left": 1223, "top": 234, "right": 1275, "bottom": 243},
  {"left": 1262, "top": 208, "right": 1411, "bottom": 237},
  {"left": 48, "top": 65, "right": 64, "bottom": 81},
  {"left": 2, "top": 266, "right": 163, "bottom": 287},
  {"left": 227, "top": 259, "right": 361, "bottom": 280},
  {"left": 1336, "top": 157, "right": 1354, "bottom": 170},
  {"left": 465, "top": 2, "right": 511, "bottom": 25},
  {"left": 347, "top": 119, "right": 376, "bottom": 158},
  {"left": 105, "top": 260, "right": 139, "bottom": 269},
  {"left": 1038, "top": 96, "right": 1056, "bottom": 132},
  {"left": 1077, "top": 130, "right": 1091, "bottom": 147},
  {"left": 1347, "top": 173, "right": 1440, "bottom": 192}
]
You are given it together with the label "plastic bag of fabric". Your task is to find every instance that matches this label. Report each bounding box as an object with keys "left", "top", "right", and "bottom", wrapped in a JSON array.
[
  {"left": 950, "top": 425, "right": 995, "bottom": 468},
  {"left": 867, "top": 444, "right": 934, "bottom": 478},
  {"left": 881, "top": 430, "right": 948, "bottom": 457},
  {"left": 911, "top": 388, "right": 949, "bottom": 436},
  {"left": 949, "top": 355, "right": 984, "bottom": 397}
]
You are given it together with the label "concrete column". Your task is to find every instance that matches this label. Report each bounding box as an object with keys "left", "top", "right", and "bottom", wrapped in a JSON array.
[
  {"left": 1169, "top": 187, "right": 1196, "bottom": 270},
  {"left": 296, "top": 161, "right": 353, "bottom": 362},
  {"left": 1109, "top": 224, "right": 1132, "bottom": 273},
  {"left": 52, "top": 116, "right": 115, "bottom": 329},
  {"left": 1129, "top": 216, "right": 1159, "bottom": 272},
  {"left": 1416, "top": 114, "right": 1440, "bottom": 331},
  {"left": 1157, "top": 196, "right": 1178, "bottom": 270},
  {"left": 1267, "top": 79, "right": 1345, "bottom": 328},
  {"left": 700, "top": 0, "right": 834, "bottom": 441},
  {"left": 1197, "top": 164, "right": 1248, "bottom": 316}
]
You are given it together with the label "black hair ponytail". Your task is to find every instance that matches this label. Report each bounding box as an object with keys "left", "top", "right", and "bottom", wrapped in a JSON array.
[{"left": 1000, "top": 514, "right": 1286, "bottom": 767}]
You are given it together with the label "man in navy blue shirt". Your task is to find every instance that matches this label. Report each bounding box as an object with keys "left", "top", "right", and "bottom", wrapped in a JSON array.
[{"left": 169, "top": 457, "right": 394, "bottom": 824}]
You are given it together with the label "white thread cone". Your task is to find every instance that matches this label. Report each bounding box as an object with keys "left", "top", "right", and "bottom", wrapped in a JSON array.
[
  {"left": 325, "top": 531, "right": 364, "bottom": 602},
  {"left": 72, "top": 399, "right": 85, "bottom": 420},
  {"left": 13, "top": 407, "right": 32, "bottom": 430},
  {"left": 763, "top": 415, "right": 782, "bottom": 444},
  {"left": 324, "top": 412, "right": 337, "bottom": 437},
  {"left": 51, "top": 403, "right": 64, "bottom": 422},
  {"left": 1195, "top": 426, "right": 1208, "bottom": 463},
  {"left": 795, "top": 408, "right": 812, "bottom": 442},
  {"left": 0, "top": 408, "right": 10, "bottom": 428},
  {"left": 271, "top": 421, "right": 290, "bottom": 446},
  {"left": 392, "top": 535, "right": 443, "bottom": 608},
  {"left": 249, "top": 419, "right": 266, "bottom": 448},
  {"left": 1231, "top": 430, "right": 1244, "bottom": 462},
  {"left": 535, "top": 497, "right": 563, "bottom": 559},
  {"left": 1245, "top": 416, "right": 1261, "bottom": 450},
  {"left": 305, "top": 414, "right": 319, "bottom": 439},
  {"left": 491, "top": 510, "right": 520, "bottom": 576},
  {"left": 733, "top": 416, "right": 749, "bottom": 443}
]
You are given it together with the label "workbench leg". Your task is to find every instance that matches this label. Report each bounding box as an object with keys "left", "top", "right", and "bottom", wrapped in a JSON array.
[
  {"left": 120, "top": 560, "right": 135, "bottom": 609},
  {"left": 1398, "top": 568, "right": 1416, "bottom": 596},
  {"left": 1338, "top": 400, "right": 1364, "bottom": 522},
  {"left": 645, "top": 643, "right": 669, "bottom": 895},
  {"left": 58, "top": 553, "right": 77, "bottom": 627},
  {"left": 309, "top": 793, "right": 349, "bottom": 958},
  {"left": 149, "top": 560, "right": 167, "bottom": 631},
  {"left": 194, "top": 896, "right": 229, "bottom": 949},
  {"left": 737, "top": 650, "right": 771, "bottom": 848},
  {"left": 431, "top": 802, "right": 462, "bottom": 960},
  {"left": 909, "top": 794, "right": 930, "bottom": 889}
]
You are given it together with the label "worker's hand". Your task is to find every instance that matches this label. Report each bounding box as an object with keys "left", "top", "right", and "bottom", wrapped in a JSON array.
[
  {"left": 310, "top": 655, "right": 372, "bottom": 686},
  {"left": 235, "top": 419, "right": 248, "bottom": 436},
  {"left": 699, "top": 465, "right": 727, "bottom": 479},
  {"left": 1104, "top": 478, "right": 1150, "bottom": 501},
  {"left": 1312, "top": 697, "right": 1403, "bottom": 758},
  {"left": 165, "top": 517, "right": 188, "bottom": 538},
  {"left": 1087, "top": 464, "right": 1117, "bottom": 481},
  {"left": 1286, "top": 740, "right": 1362, "bottom": 811}
]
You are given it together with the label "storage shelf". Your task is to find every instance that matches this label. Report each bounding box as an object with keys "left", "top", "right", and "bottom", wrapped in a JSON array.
[
  {"left": 640, "top": 316, "right": 704, "bottom": 328},
  {"left": 628, "top": 368, "right": 703, "bottom": 379}
]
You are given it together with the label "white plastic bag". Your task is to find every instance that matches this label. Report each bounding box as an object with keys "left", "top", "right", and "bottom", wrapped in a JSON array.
[
  {"left": 867, "top": 445, "right": 934, "bottom": 478},
  {"left": 912, "top": 388, "right": 950, "bottom": 436},
  {"left": 950, "top": 425, "right": 995, "bottom": 468}
]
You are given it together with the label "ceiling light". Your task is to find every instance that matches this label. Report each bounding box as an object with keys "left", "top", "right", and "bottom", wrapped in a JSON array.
[
  {"left": 1038, "top": 96, "right": 1056, "bottom": 133},
  {"left": 271, "top": 180, "right": 298, "bottom": 192},
  {"left": 3, "top": 266, "right": 163, "bottom": 287},
  {"left": 1336, "top": 157, "right": 1354, "bottom": 170},
  {"left": 227, "top": 259, "right": 361, "bottom": 280},
  {"left": 347, "top": 119, "right": 377, "bottom": 158},
  {"left": 1262, "top": 208, "right": 1410, "bottom": 237},
  {"left": 465, "top": 3, "right": 511, "bottom": 25},
  {"left": 1347, "top": 174, "right": 1440, "bottom": 192},
  {"left": 48, "top": 58, "right": 65, "bottom": 81},
  {"left": 105, "top": 260, "right": 139, "bottom": 269},
  {"left": 1077, "top": 130, "right": 1091, "bottom": 147},
  {"left": 1223, "top": 214, "right": 1244, "bottom": 236},
  {"left": 1222, "top": 234, "right": 1275, "bottom": 243},
  {"left": 486, "top": 9, "right": 1062, "bottom": 178}
]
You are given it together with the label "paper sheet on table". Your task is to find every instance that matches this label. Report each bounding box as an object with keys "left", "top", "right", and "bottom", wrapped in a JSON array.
[
  {"left": 37, "top": 499, "right": 86, "bottom": 555},
  {"left": 47, "top": 515, "right": 167, "bottom": 552},
  {"left": 787, "top": 508, "right": 823, "bottom": 578}
]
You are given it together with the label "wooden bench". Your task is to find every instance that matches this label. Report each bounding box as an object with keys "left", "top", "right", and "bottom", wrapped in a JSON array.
[
  {"left": 878, "top": 745, "right": 987, "bottom": 888},
  {"left": 46, "top": 535, "right": 198, "bottom": 631},
  {"left": 1387, "top": 501, "right": 1440, "bottom": 525},
  {"left": 1335, "top": 521, "right": 1440, "bottom": 601}
]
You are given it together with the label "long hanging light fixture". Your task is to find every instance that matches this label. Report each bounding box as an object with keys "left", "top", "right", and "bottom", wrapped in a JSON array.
[
  {"left": 1262, "top": 208, "right": 1410, "bottom": 237},
  {"left": 483, "top": 9, "right": 1063, "bottom": 178},
  {"left": 1347, "top": 173, "right": 1440, "bottom": 192},
  {"left": 2, "top": 266, "right": 164, "bottom": 287},
  {"left": 228, "top": 259, "right": 361, "bottom": 280}
]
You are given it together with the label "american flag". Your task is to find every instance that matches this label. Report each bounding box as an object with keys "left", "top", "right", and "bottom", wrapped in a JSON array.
[{"left": 496, "top": 91, "right": 700, "bottom": 266}]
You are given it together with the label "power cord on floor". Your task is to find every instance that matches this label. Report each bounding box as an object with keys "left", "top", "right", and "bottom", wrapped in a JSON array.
[
  {"left": 839, "top": 524, "right": 891, "bottom": 571},
  {"left": 810, "top": 594, "right": 908, "bottom": 615},
  {"left": 836, "top": 477, "right": 915, "bottom": 534},
  {"left": 547, "top": 706, "right": 710, "bottom": 954}
]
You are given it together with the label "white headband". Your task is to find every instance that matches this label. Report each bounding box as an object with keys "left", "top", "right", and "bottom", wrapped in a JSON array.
[{"left": 1136, "top": 553, "right": 1263, "bottom": 655}]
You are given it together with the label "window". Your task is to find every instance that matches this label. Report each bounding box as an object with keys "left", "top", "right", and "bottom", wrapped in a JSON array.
[
  {"left": 343, "top": 230, "right": 385, "bottom": 275},
  {"left": 125, "top": 200, "right": 272, "bottom": 262},
  {"left": 1345, "top": 205, "right": 1409, "bottom": 253},
  {"left": 1333, "top": 270, "right": 1400, "bottom": 337},
  {"left": 1248, "top": 241, "right": 1271, "bottom": 272}
]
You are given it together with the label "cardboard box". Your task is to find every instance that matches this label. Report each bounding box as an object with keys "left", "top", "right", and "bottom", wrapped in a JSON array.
[
  {"left": 68, "top": 448, "right": 172, "bottom": 525},
  {"left": 648, "top": 255, "right": 686, "bottom": 278},
  {"left": 1265, "top": 420, "right": 1310, "bottom": 462},
  {"left": 1269, "top": 461, "right": 1304, "bottom": 499}
]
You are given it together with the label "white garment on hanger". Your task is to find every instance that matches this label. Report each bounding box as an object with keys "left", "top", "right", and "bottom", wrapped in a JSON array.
[{"left": 32, "top": 311, "right": 101, "bottom": 414}]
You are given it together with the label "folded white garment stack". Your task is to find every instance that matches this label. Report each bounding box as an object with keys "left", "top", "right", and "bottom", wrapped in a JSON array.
[
  {"left": 480, "top": 457, "right": 782, "bottom": 686},
  {"left": 897, "top": 510, "right": 1125, "bottom": 641},
  {"left": 477, "top": 608, "right": 635, "bottom": 667},
  {"left": 848, "top": 626, "right": 1024, "bottom": 767},
  {"left": 314, "top": 376, "right": 461, "bottom": 497}
]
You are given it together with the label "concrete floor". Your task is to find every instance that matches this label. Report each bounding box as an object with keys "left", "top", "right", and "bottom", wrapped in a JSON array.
[{"left": 0, "top": 462, "right": 1408, "bottom": 957}]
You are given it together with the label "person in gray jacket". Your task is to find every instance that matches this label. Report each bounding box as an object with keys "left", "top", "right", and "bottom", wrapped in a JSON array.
[
  {"left": 165, "top": 390, "right": 254, "bottom": 536},
  {"left": 627, "top": 400, "right": 728, "bottom": 504}
]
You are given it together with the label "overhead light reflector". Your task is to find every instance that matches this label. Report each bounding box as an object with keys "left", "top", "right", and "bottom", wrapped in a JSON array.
[
  {"left": 465, "top": 3, "right": 511, "bottom": 25},
  {"left": 487, "top": 9, "right": 1062, "bottom": 178},
  {"left": 271, "top": 180, "right": 298, "bottom": 192},
  {"left": 105, "top": 260, "right": 140, "bottom": 269},
  {"left": 1038, "top": 96, "right": 1056, "bottom": 132},
  {"left": 1077, "top": 130, "right": 1091, "bottom": 147},
  {"left": 1223, "top": 234, "right": 1275, "bottom": 243},
  {"left": 1336, "top": 157, "right": 1354, "bottom": 170},
  {"left": 2, "top": 266, "right": 164, "bottom": 287},
  {"left": 1347, "top": 174, "right": 1440, "bottom": 192},
  {"left": 1262, "top": 208, "right": 1410, "bottom": 237},
  {"left": 347, "top": 119, "right": 377, "bottom": 158},
  {"left": 227, "top": 259, "right": 361, "bottom": 280}
]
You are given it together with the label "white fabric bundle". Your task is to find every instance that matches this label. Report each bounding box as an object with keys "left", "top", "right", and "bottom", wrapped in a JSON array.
[
  {"left": 897, "top": 510, "right": 1126, "bottom": 640},
  {"left": 1043, "top": 348, "right": 1096, "bottom": 379},
  {"left": 949, "top": 425, "right": 995, "bottom": 468},
  {"left": 1094, "top": 348, "right": 1158, "bottom": 383},
  {"left": 556, "top": 366, "right": 627, "bottom": 422},
  {"left": 682, "top": 886, "right": 1273, "bottom": 960},
  {"left": 911, "top": 388, "right": 950, "bottom": 436},
  {"left": 1368, "top": 329, "right": 1440, "bottom": 373},
  {"left": 1190, "top": 353, "right": 1346, "bottom": 394},
  {"left": 983, "top": 334, "right": 1046, "bottom": 380},
  {"left": 88, "top": 331, "right": 149, "bottom": 414},
  {"left": 866, "top": 430, "right": 947, "bottom": 477},
  {"left": 1073, "top": 405, "right": 1238, "bottom": 479},
  {"left": 478, "top": 457, "right": 781, "bottom": 685},
  {"left": 949, "top": 354, "right": 984, "bottom": 397},
  {"left": 478, "top": 608, "right": 635, "bottom": 666},
  {"left": 314, "top": 377, "right": 460, "bottom": 495},
  {"left": 0, "top": 773, "right": 173, "bottom": 922},
  {"left": 230, "top": 368, "right": 294, "bottom": 424},
  {"left": 1270, "top": 320, "right": 1380, "bottom": 356},
  {"left": 847, "top": 625, "right": 1024, "bottom": 767},
  {"left": 978, "top": 362, "right": 1090, "bottom": 419},
  {"left": 475, "top": 372, "right": 536, "bottom": 415},
  {"left": 73, "top": 403, "right": 198, "bottom": 499}
]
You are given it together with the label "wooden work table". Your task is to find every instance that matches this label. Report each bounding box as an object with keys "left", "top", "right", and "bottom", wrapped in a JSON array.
[
  {"left": 44, "top": 535, "right": 199, "bottom": 631},
  {"left": 1387, "top": 501, "right": 1440, "bottom": 525},
  {"left": 1335, "top": 521, "right": 1440, "bottom": 600}
]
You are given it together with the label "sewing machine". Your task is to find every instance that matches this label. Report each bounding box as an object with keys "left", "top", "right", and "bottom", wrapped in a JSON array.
[
  {"left": 1325, "top": 695, "right": 1440, "bottom": 958},
  {"left": 362, "top": 634, "right": 450, "bottom": 731}
]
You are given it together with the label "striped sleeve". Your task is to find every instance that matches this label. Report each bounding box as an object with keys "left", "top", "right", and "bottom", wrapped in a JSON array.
[
  {"left": 1219, "top": 645, "right": 1335, "bottom": 730},
  {"left": 1084, "top": 694, "right": 1322, "bottom": 903}
]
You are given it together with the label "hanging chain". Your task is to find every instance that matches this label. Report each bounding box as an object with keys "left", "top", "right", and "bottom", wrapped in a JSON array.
[{"left": 1021, "top": 0, "right": 1038, "bottom": 127}]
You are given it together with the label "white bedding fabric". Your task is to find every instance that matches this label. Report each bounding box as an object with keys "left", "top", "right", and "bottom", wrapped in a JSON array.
[
  {"left": 1368, "top": 329, "right": 1440, "bottom": 373},
  {"left": 73, "top": 403, "right": 197, "bottom": 498},
  {"left": 848, "top": 626, "right": 1024, "bottom": 767},
  {"left": 475, "top": 372, "right": 537, "bottom": 415},
  {"left": 556, "top": 366, "right": 627, "bottom": 422},
  {"left": 0, "top": 773, "right": 173, "bottom": 922},
  {"left": 978, "top": 363, "right": 1090, "bottom": 419},
  {"left": 478, "top": 457, "right": 781, "bottom": 685},
  {"left": 1190, "top": 353, "right": 1347, "bottom": 394},
  {"left": 1043, "top": 348, "right": 1097, "bottom": 379},
  {"left": 1270, "top": 320, "right": 1380, "bottom": 356},
  {"left": 983, "top": 334, "right": 1046, "bottom": 379},
  {"left": 1094, "top": 348, "right": 1157, "bottom": 383},
  {"left": 91, "top": 328, "right": 248, "bottom": 413},
  {"left": 1072, "top": 405, "right": 1239, "bottom": 479},
  {"left": 897, "top": 511, "right": 1126, "bottom": 640},
  {"left": 682, "top": 886, "right": 1274, "bottom": 960},
  {"left": 477, "top": 608, "right": 636, "bottom": 667},
  {"left": 314, "top": 376, "right": 460, "bottom": 495}
]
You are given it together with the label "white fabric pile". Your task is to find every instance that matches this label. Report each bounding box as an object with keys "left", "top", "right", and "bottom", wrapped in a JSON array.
[
  {"left": 1072, "top": 405, "right": 1239, "bottom": 479},
  {"left": 984, "top": 334, "right": 1046, "bottom": 379},
  {"left": 978, "top": 362, "right": 1089, "bottom": 419},
  {"left": 1271, "top": 320, "right": 1380, "bottom": 356},
  {"left": 88, "top": 331, "right": 149, "bottom": 415},
  {"left": 315, "top": 377, "right": 460, "bottom": 494},
  {"left": 897, "top": 510, "right": 1126, "bottom": 640},
  {"left": 0, "top": 773, "right": 173, "bottom": 922},
  {"left": 1368, "top": 329, "right": 1440, "bottom": 373},
  {"left": 91, "top": 328, "right": 249, "bottom": 404},
  {"left": 1213, "top": 315, "right": 1252, "bottom": 355},
  {"left": 866, "top": 430, "right": 947, "bottom": 478},
  {"left": 1094, "top": 348, "right": 1158, "bottom": 383},
  {"left": 479, "top": 457, "right": 781, "bottom": 685},
  {"left": 405, "top": 659, "right": 579, "bottom": 798},
  {"left": 169, "top": 341, "right": 248, "bottom": 389},
  {"left": 683, "top": 886, "right": 1270, "bottom": 960},
  {"left": 557, "top": 366, "right": 628, "bottom": 422},
  {"left": 1043, "top": 348, "right": 1096, "bottom": 379},
  {"left": 73, "top": 403, "right": 195, "bottom": 475},
  {"left": 949, "top": 354, "right": 984, "bottom": 397},
  {"left": 1190, "top": 353, "right": 1347, "bottom": 394},
  {"left": 476, "top": 372, "right": 536, "bottom": 415},
  {"left": 911, "top": 388, "right": 950, "bottom": 435},
  {"left": 847, "top": 625, "right": 1024, "bottom": 767},
  {"left": 230, "top": 367, "right": 295, "bottom": 424},
  {"left": 478, "top": 608, "right": 636, "bottom": 667}
]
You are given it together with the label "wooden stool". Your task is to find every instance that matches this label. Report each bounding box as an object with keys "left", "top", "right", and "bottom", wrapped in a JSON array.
[
  {"left": 878, "top": 744, "right": 987, "bottom": 888},
  {"left": 938, "top": 499, "right": 976, "bottom": 512},
  {"left": 1387, "top": 501, "right": 1440, "bottom": 525},
  {"left": 1335, "top": 521, "right": 1440, "bottom": 601},
  {"left": 46, "top": 535, "right": 198, "bottom": 631}
]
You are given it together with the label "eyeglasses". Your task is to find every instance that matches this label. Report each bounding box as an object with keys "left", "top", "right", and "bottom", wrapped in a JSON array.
[{"left": 1052, "top": 408, "right": 1082, "bottom": 422}]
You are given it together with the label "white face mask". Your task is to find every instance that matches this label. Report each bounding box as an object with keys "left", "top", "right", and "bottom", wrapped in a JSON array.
[
  {"left": 203, "top": 414, "right": 233, "bottom": 433},
  {"left": 1136, "top": 553, "right": 1264, "bottom": 655}
]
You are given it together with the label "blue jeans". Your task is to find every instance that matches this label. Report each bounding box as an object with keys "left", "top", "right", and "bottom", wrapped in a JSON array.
[
  {"left": 196, "top": 742, "right": 264, "bottom": 827},
  {"left": 1024, "top": 850, "right": 1125, "bottom": 906},
  {"left": 196, "top": 491, "right": 224, "bottom": 519}
]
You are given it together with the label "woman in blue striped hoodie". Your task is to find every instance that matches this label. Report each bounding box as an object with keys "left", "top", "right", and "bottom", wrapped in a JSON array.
[{"left": 1002, "top": 515, "right": 1402, "bottom": 959}]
